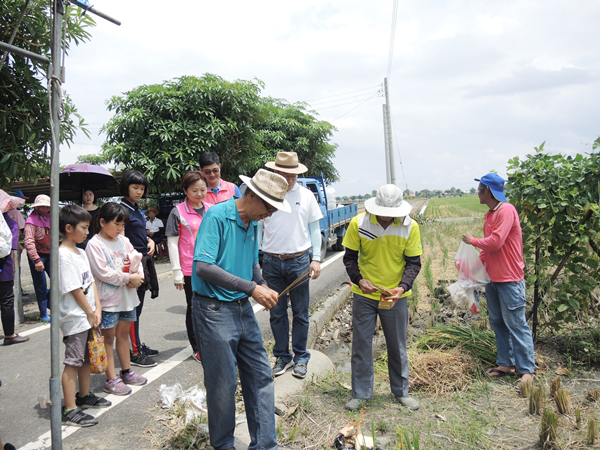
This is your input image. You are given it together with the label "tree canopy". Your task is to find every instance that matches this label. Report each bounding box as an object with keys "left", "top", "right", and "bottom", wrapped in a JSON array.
[
  {"left": 0, "top": 0, "right": 95, "bottom": 187},
  {"left": 101, "top": 74, "right": 339, "bottom": 194}
]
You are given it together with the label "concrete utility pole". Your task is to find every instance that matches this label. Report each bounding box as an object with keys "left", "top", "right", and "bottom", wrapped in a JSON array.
[{"left": 383, "top": 78, "right": 396, "bottom": 186}]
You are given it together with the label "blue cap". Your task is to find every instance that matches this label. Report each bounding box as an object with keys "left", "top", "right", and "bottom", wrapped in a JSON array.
[{"left": 475, "top": 173, "right": 506, "bottom": 202}]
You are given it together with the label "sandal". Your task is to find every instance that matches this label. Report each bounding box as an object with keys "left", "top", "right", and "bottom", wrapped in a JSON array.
[{"left": 482, "top": 368, "right": 515, "bottom": 378}]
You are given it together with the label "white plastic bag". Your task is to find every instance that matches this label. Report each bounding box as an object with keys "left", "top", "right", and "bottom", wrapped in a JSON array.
[
  {"left": 454, "top": 242, "right": 490, "bottom": 288},
  {"left": 447, "top": 242, "right": 490, "bottom": 315}
]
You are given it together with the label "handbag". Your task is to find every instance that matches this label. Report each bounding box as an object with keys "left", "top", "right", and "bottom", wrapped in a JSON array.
[{"left": 88, "top": 328, "right": 108, "bottom": 374}]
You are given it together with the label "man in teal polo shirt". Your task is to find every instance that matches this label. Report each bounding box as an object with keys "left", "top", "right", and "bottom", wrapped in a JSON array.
[
  {"left": 192, "top": 169, "right": 290, "bottom": 450},
  {"left": 342, "top": 184, "right": 422, "bottom": 411}
]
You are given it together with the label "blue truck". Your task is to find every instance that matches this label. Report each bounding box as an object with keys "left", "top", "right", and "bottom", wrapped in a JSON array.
[{"left": 296, "top": 175, "right": 358, "bottom": 260}]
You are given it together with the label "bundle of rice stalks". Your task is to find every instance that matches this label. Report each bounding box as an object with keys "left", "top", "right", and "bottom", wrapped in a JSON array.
[
  {"left": 407, "top": 349, "right": 474, "bottom": 394},
  {"left": 589, "top": 418, "right": 597, "bottom": 445},
  {"left": 555, "top": 388, "right": 572, "bottom": 414},
  {"left": 415, "top": 325, "right": 497, "bottom": 366},
  {"left": 529, "top": 386, "right": 545, "bottom": 415},
  {"left": 540, "top": 409, "right": 559, "bottom": 448},
  {"left": 518, "top": 380, "right": 534, "bottom": 399},
  {"left": 587, "top": 390, "right": 599, "bottom": 402},
  {"left": 550, "top": 377, "right": 560, "bottom": 399}
]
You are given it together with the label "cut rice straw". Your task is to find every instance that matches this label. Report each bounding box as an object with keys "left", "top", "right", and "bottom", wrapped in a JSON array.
[
  {"left": 408, "top": 349, "right": 474, "bottom": 394},
  {"left": 415, "top": 325, "right": 497, "bottom": 366}
]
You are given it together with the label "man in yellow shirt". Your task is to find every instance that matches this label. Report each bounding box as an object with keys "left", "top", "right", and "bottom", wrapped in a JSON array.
[{"left": 342, "top": 184, "right": 422, "bottom": 411}]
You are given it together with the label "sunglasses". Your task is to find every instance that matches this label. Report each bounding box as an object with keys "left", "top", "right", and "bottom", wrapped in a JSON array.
[
  {"left": 259, "top": 196, "right": 277, "bottom": 214},
  {"left": 203, "top": 168, "right": 220, "bottom": 175}
]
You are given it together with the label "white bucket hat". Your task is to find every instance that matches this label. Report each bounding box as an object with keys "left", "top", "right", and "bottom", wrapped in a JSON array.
[
  {"left": 239, "top": 169, "right": 291, "bottom": 213},
  {"left": 32, "top": 194, "right": 51, "bottom": 208},
  {"left": 364, "top": 185, "right": 412, "bottom": 217}
]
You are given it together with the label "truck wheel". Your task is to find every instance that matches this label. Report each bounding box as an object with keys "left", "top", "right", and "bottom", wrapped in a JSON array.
[
  {"left": 320, "top": 235, "right": 328, "bottom": 261},
  {"left": 332, "top": 235, "right": 344, "bottom": 252}
]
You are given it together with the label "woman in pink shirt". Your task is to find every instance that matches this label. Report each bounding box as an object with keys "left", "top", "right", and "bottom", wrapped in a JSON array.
[{"left": 165, "top": 171, "right": 211, "bottom": 362}]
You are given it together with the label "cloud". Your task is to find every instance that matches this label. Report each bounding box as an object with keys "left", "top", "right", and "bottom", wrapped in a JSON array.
[{"left": 464, "top": 67, "right": 596, "bottom": 98}]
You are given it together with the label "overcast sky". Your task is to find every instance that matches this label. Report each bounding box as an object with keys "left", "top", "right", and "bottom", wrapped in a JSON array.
[{"left": 63, "top": 0, "right": 600, "bottom": 197}]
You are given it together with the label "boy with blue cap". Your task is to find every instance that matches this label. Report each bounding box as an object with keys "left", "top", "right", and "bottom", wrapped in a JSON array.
[{"left": 462, "top": 173, "right": 535, "bottom": 384}]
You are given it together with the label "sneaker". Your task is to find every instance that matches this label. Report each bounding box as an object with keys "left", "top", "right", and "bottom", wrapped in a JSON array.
[
  {"left": 395, "top": 396, "right": 419, "bottom": 410},
  {"left": 103, "top": 377, "right": 132, "bottom": 396},
  {"left": 191, "top": 351, "right": 202, "bottom": 363},
  {"left": 61, "top": 407, "right": 98, "bottom": 427},
  {"left": 140, "top": 342, "right": 159, "bottom": 356},
  {"left": 75, "top": 392, "right": 112, "bottom": 409},
  {"left": 121, "top": 370, "right": 147, "bottom": 386},
  {"left": 272, "top": 357, "right": 294, "bottom": 377},
  {"left": 130, "top": 351, "right": 157, "bottom": 367},
  {"left": 3, "top": 334, "right": 30, "bottom": 345},
  {"left": 292, "top": 362, "right": 308, "bottom": 379}
]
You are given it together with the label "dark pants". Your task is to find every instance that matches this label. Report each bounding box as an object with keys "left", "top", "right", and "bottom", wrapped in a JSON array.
[
  {"left": 28, "top": 255, "right": 50, "bottom": 309},
  {"left": 183, "top": 276, "right": 198, "bottom": 353},
  {"left": 0, "top": 280, "right": 15, "bottom": 336}
]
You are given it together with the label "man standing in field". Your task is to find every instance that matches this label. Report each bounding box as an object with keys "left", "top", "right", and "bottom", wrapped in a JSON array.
[
  {"left": 462, "top": 173, "right": 535, "bottom": 384},
  {"left": 192, "top": 169, "right": 290, "bottom": 450},
  {"left": 342, "top": 184, "right": 422, "bottom": 411},
  {"left": 261, "top": 152, "right": 323, "bottom": 379}
]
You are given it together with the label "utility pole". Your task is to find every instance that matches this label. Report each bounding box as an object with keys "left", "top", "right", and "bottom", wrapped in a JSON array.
[{"left": 382, "top": 78, "right": 396, "bottom": 186}]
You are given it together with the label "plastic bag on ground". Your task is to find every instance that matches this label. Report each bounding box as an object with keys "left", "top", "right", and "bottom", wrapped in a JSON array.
[{"left": 447, "top": 282, "right": 481, "bottom": 315}]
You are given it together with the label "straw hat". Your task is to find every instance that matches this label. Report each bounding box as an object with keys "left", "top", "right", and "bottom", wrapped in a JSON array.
[
  {"left": 364, "top": 185, "right": 412, "bottom": 218},
  {"left": 239, "top": 169, "right": 291, "bottom": 213},
  {"left": 145, "top": 206, "right": 159, "bottom": 216},
  {"left": 32, "top": 194, "right": 51, "bottom": 208},
  {"left": 265, "top": 152, "right": 308, "bottom": 174}
]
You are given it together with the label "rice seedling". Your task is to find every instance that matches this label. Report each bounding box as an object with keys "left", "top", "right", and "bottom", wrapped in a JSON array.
[
  {"left": 587, "top": 390, "right": 599, "bottom": 402},
  {"left": 529, "top": 386, "right": 545, "bottom": 415},
  {"left": 540, "top": 409, "right": 559, "bottom": 448},
  {"left": 575, "top": 408, "right": 581, "bottom": 429},
  {"left": 518, "top": 380, "right": 534, "bottom": 399},
  {"left": 589, "top": 418, "right": 597, "bottom": 445},
  {"left": 424, "top": 258, "right": 434, "bottom": 293},
  {"left": 395, "top": 424, "right": 420, "bottom": 450},
  {"left": 415, "top": 325, "right": 497, "bottom": 366},
  {"left": 554, "top": 388, "right": 571, "bottom": 414},
  {"left": 550, "top": 377, "right": 560, "bottom": 399}
]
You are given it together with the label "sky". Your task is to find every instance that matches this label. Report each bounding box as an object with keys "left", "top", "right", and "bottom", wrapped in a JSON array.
[{"left": 62, "top": 0, "right": 600, "bottom": 197}]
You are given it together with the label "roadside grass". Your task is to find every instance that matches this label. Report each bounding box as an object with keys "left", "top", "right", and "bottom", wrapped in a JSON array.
[{"left": 423, "top": 196, "right": 488, "bottom": 219}]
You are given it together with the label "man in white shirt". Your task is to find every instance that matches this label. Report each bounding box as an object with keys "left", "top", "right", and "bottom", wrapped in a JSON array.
[{"left": 260, "top": 152, "right": 323, "bottom": 379}]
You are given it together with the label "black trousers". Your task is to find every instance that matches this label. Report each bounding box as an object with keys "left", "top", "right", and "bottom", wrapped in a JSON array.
[
  {"left": 183, "top": 276, "right": 198, "bottom": 353},
  {"left": 0, "top": 280, "right": 15, "bottom": 337}
]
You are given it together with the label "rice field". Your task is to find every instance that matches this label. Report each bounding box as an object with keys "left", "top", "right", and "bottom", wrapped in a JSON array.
[{"left": 422, "top": 195, "right": 488, "bottom": 219}]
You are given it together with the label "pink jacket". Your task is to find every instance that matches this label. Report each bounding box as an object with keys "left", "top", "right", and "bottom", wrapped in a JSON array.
[
  {"left": 204, "top": 179, "right": 238, "bottom": 205},
  {"left": 85, "top": 234, "right": 144, "bottom": 307},
  {"left": 472, "top": 202, "right": 525, "bottom": 283},
  {"left": 176, "top": 199, "right": 211, "bottom": 276}
]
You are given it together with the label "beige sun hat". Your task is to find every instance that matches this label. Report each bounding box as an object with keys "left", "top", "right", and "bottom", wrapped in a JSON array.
[
  {"left": 265, "top": 152, "right": 308, "bottom": 175},
  {"left": 32, "top": 194, "right": 51, "bottom": 208},
  {"left": 364, "top": 185, "right": 412, "bottom": 218},
  {"left": 239, "top": 169, "right": 291, "bottom": 213}
]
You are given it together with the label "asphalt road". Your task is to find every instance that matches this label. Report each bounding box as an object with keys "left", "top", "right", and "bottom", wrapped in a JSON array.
[{"left": 0, "top": 249, "right": 349, "bottom": 450}]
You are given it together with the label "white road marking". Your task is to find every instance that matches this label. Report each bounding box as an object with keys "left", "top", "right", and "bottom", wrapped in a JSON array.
[
  {"left": 18, "top": 323, "right": 50, "bottom": 337},
  {"left": 18, "top": 345, "right": 192, "bottom": 450}
]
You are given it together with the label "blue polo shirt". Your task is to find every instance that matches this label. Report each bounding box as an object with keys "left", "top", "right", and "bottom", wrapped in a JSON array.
[
  {"left": 121, "top": 198, "right": 148, "bottom": 255},
  {"left": 192, "top": 198, "right": 258, "bottom": 301}
]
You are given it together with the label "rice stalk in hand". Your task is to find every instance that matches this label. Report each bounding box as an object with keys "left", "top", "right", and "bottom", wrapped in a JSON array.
[
  {"left": 519, "top": 380, "right": 534, "bottom": 399},
  {"left": 415, "top": 325, "right": 497, "bottom": 366},
  {"left": 588, "top": 418, "right": 597, "bottom": 445},
  {"left": 554, "top": 388, "right": 571, "bottom": 414},
  {"left": 550, "top": 377, "right": 560, "bottom": 399},
  {"left": 575, "top": 408, "right": 581, "bottom": 430},
  {"left": 587, "top": 390, "right": 599, "bottom": 402},
  {"left": 529, "top": 386, "right": 545, "bottom": 415},
  {"left": 540, "top": 409, "right": 559, "bottom": 447}
]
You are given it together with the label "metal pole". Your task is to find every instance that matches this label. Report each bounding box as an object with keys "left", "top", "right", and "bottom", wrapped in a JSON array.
[
  {"left": 383, "top": 78, "right": 396, "bottom": 186},
  {"left": 382, "top": 104, "right": 391, "bottom": 184},
  {"left": 69, "top": 0, "right": 121, "bottom": 25},
  {"left": 0, "top": 41, "right": 50, "bottom": 65},
  {"left": 13, "top": 249, "right": 24, "bottom": 323},
  {"left": 49, "top": 1, "right": 63, "bottom": 447}
]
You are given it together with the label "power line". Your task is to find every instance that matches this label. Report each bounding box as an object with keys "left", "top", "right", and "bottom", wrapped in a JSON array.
[
  {"left": 308, "top": 89, "right": 381, "bottom": 107},
  {"left": 387, "top": 0, "right": 399, "bottom": 81},
  {"left": 305, "top": 85, "right": 382, "bottom": 103},
  {"left": 332, "top": 91, "right": 382, "bottom": 122}
]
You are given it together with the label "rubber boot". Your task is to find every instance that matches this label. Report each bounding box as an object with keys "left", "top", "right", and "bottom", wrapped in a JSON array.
[{"left": 38, "top": 299, "right": 51, "bottom": 322}]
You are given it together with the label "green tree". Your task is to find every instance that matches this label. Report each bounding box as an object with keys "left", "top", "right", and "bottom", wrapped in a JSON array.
[
  {"left": 255, "top": 98, "right": 338, "bottom": 183},
  {"left": 470, "top": 187, "right": 477, "bottom": 195},
  {"left": 101, "top": 74, "right": 339, "bottom": 194},
  {"left": 0, "top": 0, "right": 95, "bottom": 187},
  {"left": 507, "top": 140, "right": 600, "bottom": 336},
  {"left": 76, "top": 153, "right": 110, "bottom": 166}
]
